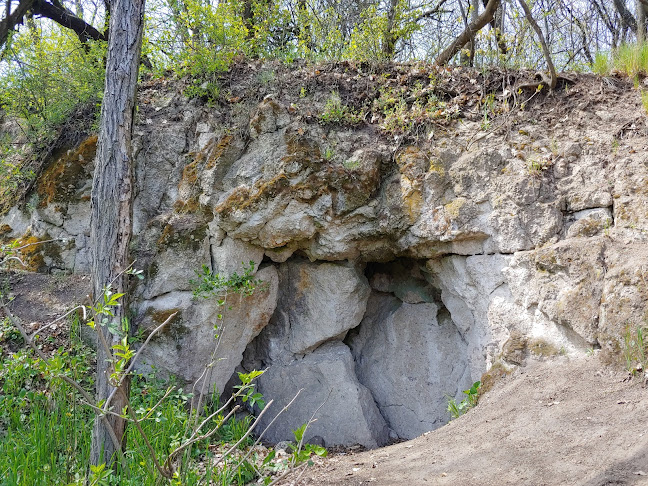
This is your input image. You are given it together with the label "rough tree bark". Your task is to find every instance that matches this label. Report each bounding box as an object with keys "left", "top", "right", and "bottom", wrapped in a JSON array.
[
  {"left": 435, "top": 0, "right": 500, "bottom": 66},
  {"left": 382, "top": 0, "right": 400, "bottom": 59},
  {"left": 613, "top": 0, "right": 638, "bottom": 34},
  {"left": 89, "top": 0, "right": 145, "bottom": 467}
]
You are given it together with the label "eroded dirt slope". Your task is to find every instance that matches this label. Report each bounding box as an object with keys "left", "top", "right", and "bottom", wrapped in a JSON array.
[{"left": 303, "top": 356, "right": 648, "bottom": 486}]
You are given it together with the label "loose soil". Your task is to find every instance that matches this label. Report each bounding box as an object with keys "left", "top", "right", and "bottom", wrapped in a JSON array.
[{"left": 302, "top": 356, "right": 648, "bottom": 486}]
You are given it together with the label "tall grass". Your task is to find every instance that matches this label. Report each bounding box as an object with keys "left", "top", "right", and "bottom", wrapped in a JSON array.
[
  {"left": 0, "top": 318, "right": 266, "bottom": 485},
  {"left": 592, "top": 43, "right": 648, "bottom": 79}
]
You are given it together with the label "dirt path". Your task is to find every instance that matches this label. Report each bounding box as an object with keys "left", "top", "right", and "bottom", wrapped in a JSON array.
[{"left": 301, "top": 356, "right": 648, "bottom": 486}]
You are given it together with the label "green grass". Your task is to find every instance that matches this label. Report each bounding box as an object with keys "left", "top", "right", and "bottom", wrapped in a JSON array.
[
  {"left": 592, "top": 43, "right": 648, "bottom": 80},
  {"left": 0, "top": 336, "right": 267, "bottom": 485},
  {"left": 622, "top": 325, "right": 648, "bottom": 374}
]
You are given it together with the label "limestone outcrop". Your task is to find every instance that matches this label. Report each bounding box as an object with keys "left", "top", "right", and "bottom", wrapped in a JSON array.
[{"left": 5, "top": 64, "right": 648, "bottom": 447}]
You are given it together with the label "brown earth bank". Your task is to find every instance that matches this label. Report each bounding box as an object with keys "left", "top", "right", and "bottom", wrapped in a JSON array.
[{"left": 299, "top": 356, "right": 648, "bottom": 486}]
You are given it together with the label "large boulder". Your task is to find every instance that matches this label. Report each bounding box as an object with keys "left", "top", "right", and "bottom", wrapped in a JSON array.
[
  {"left": 136, "top": 266, "right": 279, "bottom": 394},
  {"left": 250, "top": 260, "right": 371, "bottom": 359},
  {"left": 254, "top": 341, "right": 390, "bottom": 448},
  {"left": 347, "top": 293, "right": 471, "bottom": 439}
]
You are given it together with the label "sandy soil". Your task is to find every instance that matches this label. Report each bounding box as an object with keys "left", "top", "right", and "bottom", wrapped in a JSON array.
[{"left": 299, "top": 356, "right": 648, "bottom": 486}]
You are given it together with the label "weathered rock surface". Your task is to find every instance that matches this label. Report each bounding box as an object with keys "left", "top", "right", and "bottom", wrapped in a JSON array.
[
  {"left": 254, "top": 341, "right": 390, "bottom": 449},
  {"left": 348, "top": 294, "right": 471, "bottom": 439},
  {"left": 136, "top": 266, "right": 279, "bottom": 394},
  {"left": 6, "top": 65, "right": 648, "bottom": 448},
  {"left": 252, "top": 260, "right": 371, "bottom": 358}
]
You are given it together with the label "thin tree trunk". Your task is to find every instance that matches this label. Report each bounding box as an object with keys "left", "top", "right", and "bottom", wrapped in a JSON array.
[
  {"left": 435, "top": 0, "right": 500, "bottom": 66},
  {"left": 613, "top": 0, "right": 638, "bottom": 34},
  {"left": 89, "top": 0, "right": 145, "bottom": 467},
  {"left": 517, "top": 0, "right": 557, "bottom": 89},
  {"left": 638, "top": 2, "right": 648, "bottom": 42},
  {"left": 382, "top": 0, "right": 399, "bottom": 59}
]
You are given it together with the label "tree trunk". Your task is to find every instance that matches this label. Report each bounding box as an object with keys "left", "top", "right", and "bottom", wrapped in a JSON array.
[
  {"left": 638, "top": 1, "right": 648, "bottom": 42},
  {"left": 517, "top": 0, "right": 556, "bottom": 89},
  {"left": 89, "top": 0, "right": 145, "bottom": 467},
  {"left": 613, "top": 0, "right": 638, "bottom": 34},
  {"left": 382, "top": 0, "right": 399, "bottom": 59},
  {"left": 435, "top": 0, "right": 500, "bottom": 66}
]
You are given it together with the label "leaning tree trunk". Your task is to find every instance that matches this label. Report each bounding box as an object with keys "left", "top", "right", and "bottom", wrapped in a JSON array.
[
  {"left": 89, "top": 0, "right": 145, "bottom": 467},
  {"left": 435, "top": 0, "right": 500, "bottom": 66}
]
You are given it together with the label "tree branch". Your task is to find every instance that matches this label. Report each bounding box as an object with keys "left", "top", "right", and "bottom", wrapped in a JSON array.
[
  {"left": 517, "top": 0, "right": 557, "bottom": 89},
  {"left": 613, "top": 0, "right": 638, "bottom": 33},
  {"left": 434, "top": 0, "right": 500, "bottom": 66},
  {"left": 0, "top": 0, "right": 35, "bottom": 49},
  {"left": 31, "top": 0, "right": 106, "bottom": 43}
]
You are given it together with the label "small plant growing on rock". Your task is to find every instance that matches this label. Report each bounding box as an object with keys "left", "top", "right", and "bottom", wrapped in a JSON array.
[
  {"left": 446, "top": 381, "right": 481, "bottom": 419},
  {"left": 319, "top": 92, "right": 362, "bottom": 125}
]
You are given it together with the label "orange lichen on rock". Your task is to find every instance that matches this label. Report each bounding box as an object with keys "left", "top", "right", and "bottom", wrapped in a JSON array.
[
  {"left": 12, "top": 233, "right": 61, "bottom": 272},
  {"left": 37, "top": 135, "right": 97, "bottom": 207}
]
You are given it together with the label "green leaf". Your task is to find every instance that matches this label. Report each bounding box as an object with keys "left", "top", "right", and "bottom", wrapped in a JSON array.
[
  {"left": 262, "top": 449, "right": 276, "bottom": 466},
  {"left": 293, "top": 423, "right": 307, "bottom": 442}
]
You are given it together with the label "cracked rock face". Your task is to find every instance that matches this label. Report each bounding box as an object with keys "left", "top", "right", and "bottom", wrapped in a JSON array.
[{"left": 8, "top": 70, "right": 648, "bottom": 448}]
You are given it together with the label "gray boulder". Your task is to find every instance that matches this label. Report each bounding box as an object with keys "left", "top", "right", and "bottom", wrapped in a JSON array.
[
  {"left": 348, "top": 293, "right": 471, "bottom": 439},
  {"left": 254, "top": 341, "right": 390, "bottom": 449}
]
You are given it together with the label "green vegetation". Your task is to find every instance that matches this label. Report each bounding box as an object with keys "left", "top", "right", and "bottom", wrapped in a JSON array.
[
  {"left": 622, "top": 325, "right": 648, "bottom": 375},
  {"left": 591, "top": 43, "right": 648, "bottom": 80},
  {"left": 0, "top": 253, "right": 326, "bottom": 484},
  {"left": 319, "top": 92, "right": 363, "bottom": 125},
  {"left": 446, "top": 381, "right": 481, "bottom": 419}
]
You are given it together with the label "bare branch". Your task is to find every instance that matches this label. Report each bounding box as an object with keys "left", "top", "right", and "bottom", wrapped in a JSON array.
[
  {"left": 517, "top": 0, "right": 557, "bottom": 90},
  {"left": 435, "top": 0, "right": 500, "bottom": 66}
]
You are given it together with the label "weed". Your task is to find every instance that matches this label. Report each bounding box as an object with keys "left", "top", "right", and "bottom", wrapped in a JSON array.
[
  {"left": 592, "top": 51, "right": 610, "bottom": 75},
  {"left": 343, "top": 158, "right": 360, "bottom": 170},
  {"left": 446, "top": 381, "right": 481, "bottom": 419},
  {"left": 527, "top": 157, "right": 553, "bottom": 176},
  {"left": 319, "top": 92, "right": 362, "bottom": 125},
  {"left": 257, "top": 70, "right": 276, "bottom": 86},
  {"left": 322, "top": 146, "right": 335, "bottom": 161},
  {"left": 642, "top": 91, "right": 648, "bottom": 116}
]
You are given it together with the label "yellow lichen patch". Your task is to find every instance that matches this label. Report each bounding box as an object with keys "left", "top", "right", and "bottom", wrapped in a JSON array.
[
  {"left": 157, "top": 221, "right": 208, "bottom": 252},
  {"left": 180, "top": 161, "right": 199, "bottom": 185},
  {"left": 173, "top": 197, "right": 202, "bottom": 214},
  {"left": 37, "top": 135, "right": 97, "bottom": 207},
  {"left": 282, "top": 130, "right": 322, "bottom": 169},
  {"left": 400, "top": 175, "right": 423, "bottom": 223},
  {"left": 175, "top": 160, "right": 203, "bottom": 214},
  {"left": 395, "top": 146, "right": 429, "bottom": 180},
  {"left": 502, "top": 331, "right": 527, "bottom": 365},
  {"left": 215, "top": 174, "right": 290, "bottom": 215},
  {"left": 149, "top": 308, "right": 182, "bottom": 326},
  {"left": 444, "top": 197, "right": 466, "bottom": 219},
  {"left": 480, "top": 361, "right": 512, "bottom": 395},
  {"left": 13, "top": 233, "right": 62, "bottom": 272},
  {"left": 428, "top": 159, "right": 445, "bottom": 175}
]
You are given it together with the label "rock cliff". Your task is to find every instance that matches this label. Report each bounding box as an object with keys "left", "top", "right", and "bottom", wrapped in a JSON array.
[{"left": 4, "top": 62, "right": 648, "bottom": 448}]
